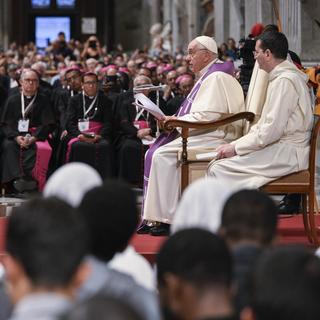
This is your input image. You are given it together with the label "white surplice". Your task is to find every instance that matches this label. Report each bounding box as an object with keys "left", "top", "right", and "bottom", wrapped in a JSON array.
[{"left": 207, "top": 60, "right": 313, "bottom": 188}]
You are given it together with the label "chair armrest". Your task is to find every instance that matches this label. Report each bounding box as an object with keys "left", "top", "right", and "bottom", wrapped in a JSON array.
[{"left": 163, "top": 111, "right": 255, "bottom": 131}]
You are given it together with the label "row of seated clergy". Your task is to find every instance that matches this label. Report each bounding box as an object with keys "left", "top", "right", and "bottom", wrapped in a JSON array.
[
  {"left": 55, "top": 72, "right": 171, "bottom": 185},
  {"left": 0, "top": 70, "right": 173, "bottom": 192},
  {"left": 60, "top": 73, "right": 169, "bottom": 184},
  {"left": 0, "top": 70, "right": 114, "bottom": 191}
]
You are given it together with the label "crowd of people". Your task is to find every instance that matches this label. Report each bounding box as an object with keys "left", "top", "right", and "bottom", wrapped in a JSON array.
[
  {"left": 0, "top": 30, "right": 211, "bottom": 193},
  {"left": 0, "top": 22, "right": 320, "bottom": 320},
  {"left": 1, "top": 163, "right": 320, "bottom": 320}
]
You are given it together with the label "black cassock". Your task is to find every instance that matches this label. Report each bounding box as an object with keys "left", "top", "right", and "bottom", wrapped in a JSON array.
[
  {"left": 113, "top": 90, "right": 158, "bottom": 187},
  {"left": 64, "top": 91, "right": 114, "bottom": 179},
  {"left": 49, "top": 88, "right": 83, "bottom": 174},
  {"left": 0, "top": 92, "right": 55, "bottom": 183}
]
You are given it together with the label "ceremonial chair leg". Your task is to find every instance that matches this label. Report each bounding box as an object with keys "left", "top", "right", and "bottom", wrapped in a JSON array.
[
  {"left": 308, "top": 191, "right": 319, "bottom": 246},
  {"left": 301, "top": 194, "right": 313, "bottom": 243}
]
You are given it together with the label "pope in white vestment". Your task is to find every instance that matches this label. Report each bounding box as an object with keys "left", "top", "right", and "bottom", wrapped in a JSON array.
[
  {"left": 207, "top": 33, "right": 313, "bottom": 188},
  {"left": 143, "top": 36, "right": 244, "bottom": 227}
]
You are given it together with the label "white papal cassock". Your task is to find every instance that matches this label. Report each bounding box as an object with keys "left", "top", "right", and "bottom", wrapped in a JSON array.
[
  {"left": 143, "top": 60, "right": 245, "bottom": 224},
  {"left": 207, "top": 60, "right": 313, "bottom": 188}
]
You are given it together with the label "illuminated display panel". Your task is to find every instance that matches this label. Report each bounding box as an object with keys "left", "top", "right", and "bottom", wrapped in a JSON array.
[
  {"left": 31, "top": 0, "right": 51, "bottom": 8},
  {"left": 56, "top": 0, "right": 76, "bottom": 8},
  {"left": 35, "top": 16, "right": 70, "bottom": 48}
]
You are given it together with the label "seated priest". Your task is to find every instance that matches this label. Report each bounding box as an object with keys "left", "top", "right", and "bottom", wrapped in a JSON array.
[
  {"left": 207, "top": 32, "right": 313, "bottom": 189},
  {"left": 113, "top": 75, "right": 159, "bottom": 187},
  {"left": 1, "top": 68, "right": 55, "bottom": 193},
  {"left": 64, "top": 72, "right": 114, "bottom": 178}
]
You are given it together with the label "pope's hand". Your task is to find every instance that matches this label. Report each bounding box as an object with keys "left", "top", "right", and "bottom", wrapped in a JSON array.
[{"left": 215, "top": 144, "right": 236, "bottom": 159}]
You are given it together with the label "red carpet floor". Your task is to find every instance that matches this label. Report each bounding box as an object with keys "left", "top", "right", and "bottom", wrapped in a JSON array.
[
  {"left": 1, "top": 215, "right": 319, "bottom": 263},
  {"left": 131, "top": 214, "right": 320, "bottom": 263}
]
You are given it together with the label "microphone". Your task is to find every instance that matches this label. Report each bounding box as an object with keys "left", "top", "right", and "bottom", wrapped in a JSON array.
[{"left": 133, "top": 84, "right": 167, "bottom": 93}]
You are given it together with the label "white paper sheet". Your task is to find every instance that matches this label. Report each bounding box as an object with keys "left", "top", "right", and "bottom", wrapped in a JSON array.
[
  {"left": 141, "top": 138, "right": 156, "bottom": 145},
  {"left": 134, "top": 93, "right": 165, "bottom": 120}
]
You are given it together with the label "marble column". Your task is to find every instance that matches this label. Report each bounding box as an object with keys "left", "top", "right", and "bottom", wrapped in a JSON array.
[
  {"left": 0, "top": 0, "right": 11, "bottom": 50},
  {"left": 229, "top": 0, "right": 244, "bottom": 42},
  {"left": 214, "top": 0, "right": 230, "bottom": 44}
]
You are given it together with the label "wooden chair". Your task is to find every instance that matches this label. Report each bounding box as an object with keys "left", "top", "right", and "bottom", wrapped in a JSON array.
[
  {"left": 261, "top": 110, "right": 320, "bottom": 245},
  {"left": 165, "top": 109, "right": 320, "bottom": 245},
  {"left": 164, "top": 111, "right": 255, "bottom": 193}
]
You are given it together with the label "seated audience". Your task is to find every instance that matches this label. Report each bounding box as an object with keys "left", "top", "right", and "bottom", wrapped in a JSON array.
[
  {"left": 171, "top": 177, "right": 238, "bottom": 234},
  {"left": 43, "top": 162, "right": 102, "bottom": 207},
  {"left": 219, "top": 189, "right": 278, "bottom": 314},
  {"left": 3, "top": 197, "right": 88, "bottom": 319},
  {"left": 157, "top": 228, "right": 236, "bottom": 320},
  {"left": 242, "top": 246, "right": 320, "bottom": 320},
  {"left": 79, "top": 180, "right": 155, "bottom": 291},
  {"left": 63, "top": 295, "right": 143, "bottom": 320},
  {"left": 77, "top": 180, "right": 160, "bottom": 319}
]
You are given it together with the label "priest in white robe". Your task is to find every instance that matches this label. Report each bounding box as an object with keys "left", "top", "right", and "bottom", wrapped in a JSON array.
[
  {"left": 208, "top": 31, "right": 313, "bottom": 189},
  {"left": 141, "top": 36, "right": 245, "bottom": 236}
]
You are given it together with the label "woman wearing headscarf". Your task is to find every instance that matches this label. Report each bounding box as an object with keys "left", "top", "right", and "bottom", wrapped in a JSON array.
[
  {"left": 43, "top": 162, "right": 102, "bottom": 207},
  {"left": 171, "top": 177, "right": 238, "bottom": 234},
  {"left": 43, "top": 162, "right": 155, "bottom": 292}
]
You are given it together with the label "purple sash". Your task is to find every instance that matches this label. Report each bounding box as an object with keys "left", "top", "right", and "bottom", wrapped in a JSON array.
[
  {"left": 143, "top": 61, "right": 235, "bottom": 198},
  {"left": 66, "top": 121, "right": 103, "bottom": 162}
]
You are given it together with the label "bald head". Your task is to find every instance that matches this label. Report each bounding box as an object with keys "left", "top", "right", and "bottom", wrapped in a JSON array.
[{"left": 133, "top": 75, "right": 152, "bottom": 87}]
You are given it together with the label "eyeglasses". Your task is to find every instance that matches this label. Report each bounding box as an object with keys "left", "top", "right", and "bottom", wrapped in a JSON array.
[
  {"left": 23, "top": 78, "right": 38, "bottom": 84},
  {"left": 253, "top": 49, "right": 266, "bottom": 57},
  {"left": 66, "top": 74, "right": 80, "bottom": 83},
  {"left": 83, "top": 81, "right": 98, "bottom": 85},
  {"left": 187, "top": 48, "right": 208, "bottom": 58}
]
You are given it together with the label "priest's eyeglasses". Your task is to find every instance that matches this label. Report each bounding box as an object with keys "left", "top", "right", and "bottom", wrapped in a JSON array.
[
  {"left": 23, "top": 78, "right": 38, "bottom": 84},
  {"left": 83, "top": 81, "right": 98, "bottom": 86},
  {"left": 66, "top": 74, "right": 80, "bottom": 83},
  {"left": 187, "top": 48, "right": 208, "bottom": 58},
  {"left": 253, "top": 49, "right": 266, "bottom": 57}
]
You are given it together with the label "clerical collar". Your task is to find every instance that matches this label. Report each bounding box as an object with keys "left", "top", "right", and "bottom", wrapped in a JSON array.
[
  {"left": 24, "top": 95, "right": 34, "bottom": 100},
  {"left": 85, "top": 94, "right": 95, "bottom": 99}
]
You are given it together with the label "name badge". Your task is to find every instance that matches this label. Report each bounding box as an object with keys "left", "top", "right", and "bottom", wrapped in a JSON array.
[
  {"left": 133, "top": 120, "right": 149, "bottom": 130},
  {"left": 18, "top": 119, "right": 29, "bottom": 132},
  {"left": 78, "top": 119, "right": 89, "bottom": 132}
]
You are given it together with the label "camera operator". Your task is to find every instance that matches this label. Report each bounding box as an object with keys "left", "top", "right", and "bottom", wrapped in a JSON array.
[
  {"left": 50, "top": 32, "right": 74, "bottom": 63},
  {"left": 238, "top": 36, "right": 256, "bottom": 96},
  {"left": 101, "top": 67, "right": 123, "bottom": 104},
  {"left": 81, "top": 36, "right": 102, "bottom": 60},
  {"left": 237, "top": 23, "right": 264, "bottom": 96}
]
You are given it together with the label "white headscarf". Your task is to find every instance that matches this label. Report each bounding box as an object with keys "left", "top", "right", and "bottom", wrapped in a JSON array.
[
  {"left": 171, "top": 177, "right": 238, "bottom": 234},
  {"left": 43, "top": 162, "right": 102, "bottom": 207}
]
